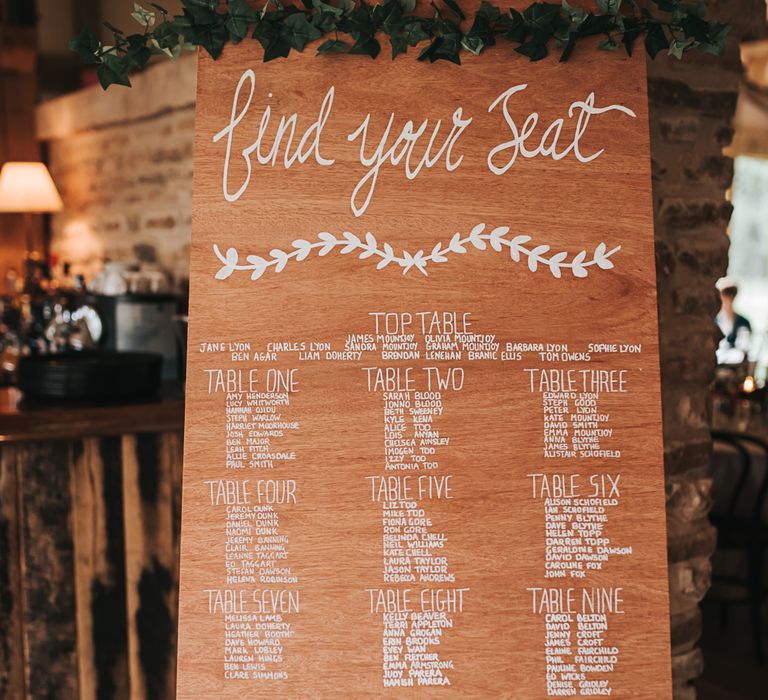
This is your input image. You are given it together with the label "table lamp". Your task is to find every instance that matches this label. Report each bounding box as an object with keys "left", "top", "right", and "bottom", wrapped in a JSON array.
[{"left": 0, "top": 161, "right": 63, "bottom": 250}]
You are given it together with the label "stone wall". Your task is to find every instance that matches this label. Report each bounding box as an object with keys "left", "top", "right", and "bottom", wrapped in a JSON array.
[
  {"left": 647, "top": 1, "right": 767, "bottom": 698},
  {"left": 36, "top": 55, "right": 196, "bottom": 293}
]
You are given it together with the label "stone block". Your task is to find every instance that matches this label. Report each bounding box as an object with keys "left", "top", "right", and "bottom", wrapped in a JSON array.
[
  {"left": 666, "top": 474, "right": 713, "bottom": 524},
  {"left": 658, "top": 198, "right": 733, "bottom": 230},
  {"left": 648, "top": 78, "right": 738, "bottom": 117},
  {"left": 667, "top": 519, "right": 717, "bottom": 564},
  {"left": 671, "top": 647, "right": 704, "bottom": 695},
  {"left": 670, "top": 604, "right": 703, "bottom": 653},
  {"left": 658, "top": 116, "right": 700, "bottom": 142}
]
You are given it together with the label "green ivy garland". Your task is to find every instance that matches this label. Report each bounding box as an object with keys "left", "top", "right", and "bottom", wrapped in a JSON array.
[{"left": 70, "top": 0, "right": 730, "bottom": 89}]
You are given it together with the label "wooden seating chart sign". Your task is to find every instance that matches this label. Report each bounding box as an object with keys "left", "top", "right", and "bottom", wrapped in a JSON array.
[{"left": 177, "top": 5, "right": 672, "bottom": 696}]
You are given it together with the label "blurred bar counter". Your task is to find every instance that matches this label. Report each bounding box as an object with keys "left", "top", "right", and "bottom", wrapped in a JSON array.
[{"left": 0, "top": 386, "right": 184, "bottom": 700}]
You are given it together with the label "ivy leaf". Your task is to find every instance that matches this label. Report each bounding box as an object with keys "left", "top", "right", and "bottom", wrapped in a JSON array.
[
  {"left": 523, "top": 2, "right": 561, "bottom": 34},
  {"left": 516, "top": 37, "right": 548, "bottom": 60},
  {"left": 668, "top": 36, "right": 692, "bottom": 59},
  {"left": 282, "top": 12, "right": 323, "bottom": 51},
  {"left": 97, "top": 54, "right": 132, "bottom": 89},
  {"left": 680, "top": 12, "right": 709, "bottom": 42},
  {"left": 697, "top": 22, "right": 729, "bottom": 57},
  {"left": 505, "top": 9, "right": 527, "bottom": 42},
  {"left": 380, "top": 0, "right": 403, "bottom": 33},
  {"left": 390, "top": 33, "right": 408, "bottom": 57},
  {"left": 461, "top": 34, "right": 484, "bottom": 55},
  {"left": 644, "top": 21, "right": 669, "bottom": 58},
  {"left": 174, "top": 2, "right": 228, "bottom": 58},
  {"left": 561, "top": 0, "right": 584, "bottom": 22},
  {"left": 131, "top": 3, "right": 156, "bottom": 28},
  {"left": 264, "top": 38, "right": 292, "bottom": 60},
  {"left": 69, "top": 28, "right": 102, "bottom": 64},
  {"left": 477, "top": 1, "right": 500, "bottom": 21},
  {"left": 313, "top": 0, "right": 344, "bottom": 17},
  {"left": 578, "top": 13, "right": 613, "bottom": 36},
  {"left": 558, "top": 31, "right": 577, "bottom": 61},
  {"left": 153, "top": 21, "right": 180, "bottom": 49},
  {"left": 597, "top": 0, "right": 621, "bottom": 15},
  {"left": 124, "top": 33, "right": 153, "bottom": 68},
  {"left": 465, "top": 3, "right": 496, "bottom": 49},
  {"left": 180, "top": 0, "right": 219, "bottom": 25},
  {"left": 419, "top": 32, "right": 461, "bottom": 64},
  {"left": 225, "top": 0, "right": 259, "bottom": 42},
  {"left": 151, "top": 37, "right": 181, "bottom": 58},
  {"left": 398, "top": 0, "right": 417, "bottom": 11},
  {"left": 349, "top": 36, "right": 381, "bottom": 58},
  {"left": 317, "top": 38, "right": 349, "bottom": 53},
  {"left": 402, "top": 19, "right": 430, "bottom": 46},
  {"left": 192, "top": 21, "right": 228, "bottom": 58},
  {"left": 622, "top": 18, "right": 641, "bottom": 56},
  {"left": 442, "top": 0, "right": 466, "bottom": 22},
  {"left": 254, "top": 17, "right": 294, "bottom": 61}
]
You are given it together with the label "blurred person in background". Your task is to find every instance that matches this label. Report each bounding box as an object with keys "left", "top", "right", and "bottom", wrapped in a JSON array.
[{"left": 716, "top": 276, "right": 752, "bottom": 364}]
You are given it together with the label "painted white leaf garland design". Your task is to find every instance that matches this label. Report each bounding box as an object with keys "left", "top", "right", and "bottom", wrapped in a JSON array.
[{"left": 213, "top": 223, "right": 620, "bottom": 281}]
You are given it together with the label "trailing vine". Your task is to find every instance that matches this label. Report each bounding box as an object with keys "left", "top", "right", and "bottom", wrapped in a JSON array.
[{"left": 70, "top": 0, "right": 730, "bottom": 89}]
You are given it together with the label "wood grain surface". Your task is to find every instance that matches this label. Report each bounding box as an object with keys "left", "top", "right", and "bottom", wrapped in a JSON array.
[
  {"left": 178, "top": 4, "right": 672, "bottom": 697},
  {"left": 0, "top": 431, "right": 183, "bottom": 700}
]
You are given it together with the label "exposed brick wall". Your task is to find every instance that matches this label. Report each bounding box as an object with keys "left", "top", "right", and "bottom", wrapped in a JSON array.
[
  {"left": 648, "top": 2, "right": 767, "bottom": 698},
  {"left": 36, "top": 55, "right": 196, "bottom": 292}
]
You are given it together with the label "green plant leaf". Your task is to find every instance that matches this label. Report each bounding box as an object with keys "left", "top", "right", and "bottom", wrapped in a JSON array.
[
  {"left": 69, "top": 28, "right": 102, "bottom": 64},
  {"left": 349, "top": 36, "right": 381, "bottom": 58},
  {"left": 317, "top": 38, "right": 349, "bottom": 53},
  {"left": 442, "top": 0, "right": 466, "bottom": 22},
  {"left": 402, "top": 19, "right": 430, "bottom": 45},
  {"left": 461, "top": 34, "right": 484, "bottom": 55},
  {"left": 181, "top": 0, "right": 219, "bottom": 25},
  {"left": 97, "top": 54, "right": 132, "bottom": 88},
  {"left": 516, "top": 37, "right": 548, "bottom": 60},
  {"left": 74, "top": 0, "right": 735, "bottom": 90},
  {"left": 131, "top": 3, "right": 156, "bottom": 28},
  {"left": 390, "top": 33, "right": 407, "bottom": 57},
  {"left": 281, "top": 12, "right": 323, "bottom": 51},
  {"left": 312, "top": 0, "right": 344, "bottom": 17},
  {"left": 668, "top": 36, "right": 693, "bottom": 59},
  {"left": 153, "top": 21, "right": 180, "bottom": 49},
  {"left": 226, "top": 0, "right": 259, "bottom": 42},
  {"left": 523, "top": 2, "right": 561, "bottom": 33},
  {"left": 644, "top": 21, "right": 668, "bottom": 58},
  {"left": 558, "top": 31, "right": 577, "bottom": 61}
]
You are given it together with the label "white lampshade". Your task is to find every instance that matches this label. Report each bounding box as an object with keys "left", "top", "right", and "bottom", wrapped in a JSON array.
[{"left": 0, "top": 161, "right": 63, "bottom": 213}]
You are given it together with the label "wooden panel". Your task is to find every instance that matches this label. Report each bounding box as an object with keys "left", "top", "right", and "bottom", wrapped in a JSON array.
[
  {"left": 122, "top": 432, "right": 183, "bottom": 700},
  {"left": 16, "top": 442, "right": 78, "bottom": 699},
  {"left": 1, "top": 429, "right": 183, "bottom": 700},
  {"left": 0, "top": 447, "right": 24, "bottom": 699},
  {"left": 0, "top": 387, "right": 184, "bottom": 444},
  {"left": 178, "top": 14, "right": 672, "bottom": 698},
  {"left": 70, "top": 437, "right": 129, "bottom": 700}
]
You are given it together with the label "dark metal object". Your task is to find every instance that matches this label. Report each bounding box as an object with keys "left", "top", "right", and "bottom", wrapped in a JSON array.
[{"left": 17, "top": 351, "right": 162, "bottom": 400}]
